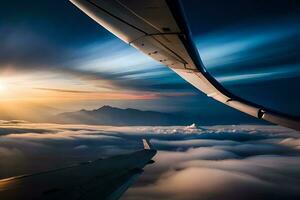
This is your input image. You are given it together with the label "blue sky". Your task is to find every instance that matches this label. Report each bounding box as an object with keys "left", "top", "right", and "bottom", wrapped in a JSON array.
[{"left": 0, "top": 0, "right": 299, "bottom": 123}]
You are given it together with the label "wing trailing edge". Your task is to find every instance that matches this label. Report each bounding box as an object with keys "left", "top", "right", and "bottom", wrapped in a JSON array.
[{"left": 70, "top": 0, "right": 300, "bottom": 131}]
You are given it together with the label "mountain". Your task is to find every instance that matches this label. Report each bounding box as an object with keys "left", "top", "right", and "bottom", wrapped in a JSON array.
[{"left": 55, "top": 105, "right": 191, "bottom": 126}]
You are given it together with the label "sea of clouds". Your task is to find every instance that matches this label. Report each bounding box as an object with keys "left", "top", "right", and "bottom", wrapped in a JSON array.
[{"left": 0, "top": 120, "right": 299, "bottom": 200}]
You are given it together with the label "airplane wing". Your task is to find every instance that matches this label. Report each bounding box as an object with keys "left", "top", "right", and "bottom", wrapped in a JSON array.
[
  {"left": 70, "top": 0, "right": 300, "bottom": 131},
  {"left": 0, "top": 140, "right": 156, "bottom": 200}
]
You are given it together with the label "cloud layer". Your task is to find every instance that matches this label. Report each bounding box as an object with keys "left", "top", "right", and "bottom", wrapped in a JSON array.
[{"left": 0, "top": 121, "right": 299, "bottom": 199}]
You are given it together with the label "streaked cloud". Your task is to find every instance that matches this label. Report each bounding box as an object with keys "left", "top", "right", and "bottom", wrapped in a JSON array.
[
  {"left": 34, "top": 88, "right": 96, "bottom": 94},
  {"left": 217, "top": 64, "right": 300, "bottom": 84}
]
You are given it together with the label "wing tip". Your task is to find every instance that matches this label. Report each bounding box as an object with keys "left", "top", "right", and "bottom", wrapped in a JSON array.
[{"left": 142, "top": 139, "right": 153, "bottom": 150}]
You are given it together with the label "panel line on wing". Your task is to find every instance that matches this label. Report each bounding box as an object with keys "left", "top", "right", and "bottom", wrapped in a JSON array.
[{"left": 86, "top": 0, "right": 147, "bottom": 34}]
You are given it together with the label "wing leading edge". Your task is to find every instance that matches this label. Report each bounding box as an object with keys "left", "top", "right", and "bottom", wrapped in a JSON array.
[{"left": 70, "top": 0, "right": 300, "bottom": 131}]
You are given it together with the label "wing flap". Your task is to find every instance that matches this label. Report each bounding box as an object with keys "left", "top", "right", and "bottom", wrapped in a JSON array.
[
  {"left": 118, "top": 0, "right": 180, "bottom": 33},
  {"left": 131, "top": 35, "right": 189, "bottom": 70},
  {"left": 71, "top": 0, "right": 145, "bottom": 42}
]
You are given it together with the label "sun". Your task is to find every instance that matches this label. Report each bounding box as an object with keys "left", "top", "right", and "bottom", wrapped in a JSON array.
[{"left": 0, "top": 80, "right": 7, "bottom": 93}]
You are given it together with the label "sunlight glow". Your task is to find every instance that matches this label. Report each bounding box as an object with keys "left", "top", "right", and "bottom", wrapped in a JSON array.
[
  {"left": 0, "top": 71, "right": 171, "bottom": 121},
  {"left": 0, "top": 80, "right": 7, "bottom": 93}
]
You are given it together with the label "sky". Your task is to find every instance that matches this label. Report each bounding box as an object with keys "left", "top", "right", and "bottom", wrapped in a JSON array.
[{"left": 0, "top": 0, "right": 300, "bottom": 123}]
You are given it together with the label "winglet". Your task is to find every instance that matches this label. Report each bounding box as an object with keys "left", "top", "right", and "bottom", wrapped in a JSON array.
[{"left": 142, "top": 139, "right": 153, "bottom": 150}]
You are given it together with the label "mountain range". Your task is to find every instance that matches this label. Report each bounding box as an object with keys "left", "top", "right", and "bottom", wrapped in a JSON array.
[{"left": 55, "top": 105, "right": 191, "bottom": 126}]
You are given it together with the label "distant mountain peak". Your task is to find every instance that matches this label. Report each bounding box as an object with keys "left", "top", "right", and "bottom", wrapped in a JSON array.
[
  {"left": 100, "top": 105, "right": 114, "bottom": 109},
  {"left": 95, "top": 105, "right": 115, "bottom": 111}
]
